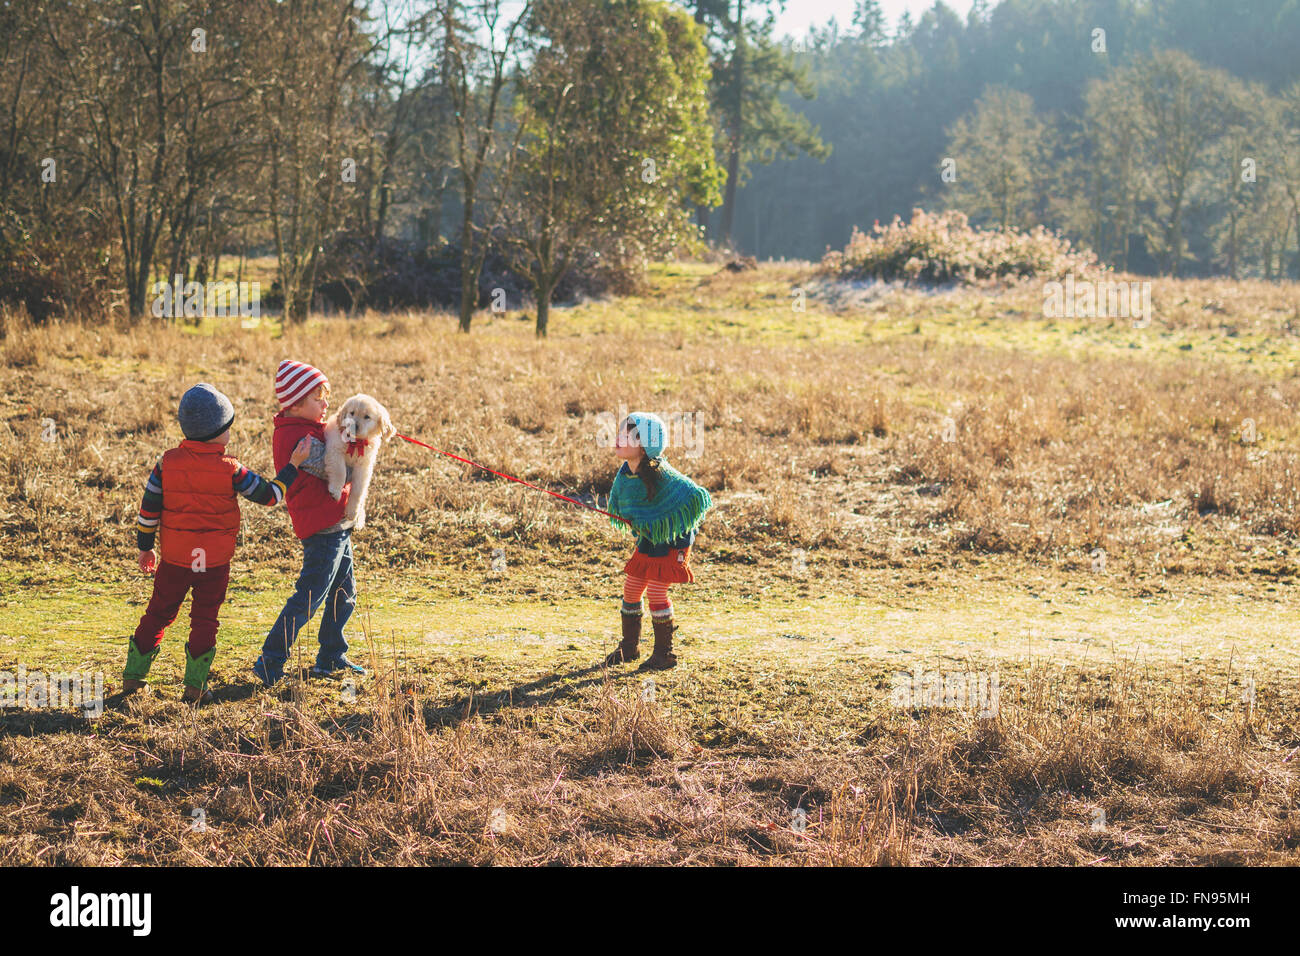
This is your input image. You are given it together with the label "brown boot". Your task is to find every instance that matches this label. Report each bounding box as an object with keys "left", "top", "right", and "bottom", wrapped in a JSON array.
[
  {"left": 181, "top": 685, "right": 215, "bottom": 705},
  {"left": 641, "top": 617, "right": 678, "bottom": 670},
  {"left": 605, "top": 610, "right": 642, "bottom": 665}
]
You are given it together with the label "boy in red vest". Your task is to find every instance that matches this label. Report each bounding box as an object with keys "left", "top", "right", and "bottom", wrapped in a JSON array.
[
  {"left": 125, "top": 383, "right": 311, "bottom": 703},
  {"left": 252, "top": 360, "right": 365, "bottom": 686}
]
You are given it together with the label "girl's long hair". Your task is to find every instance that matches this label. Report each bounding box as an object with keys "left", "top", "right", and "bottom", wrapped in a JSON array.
[{"left": 638, "top": 451, "right": 663, "bottom": 501}]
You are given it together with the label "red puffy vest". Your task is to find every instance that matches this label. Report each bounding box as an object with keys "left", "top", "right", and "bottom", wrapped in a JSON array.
[
  {"left": 158, "top": 441, "right": 241, "bottom": 568},
  {"left": 272, "top": 413, "right": 350, "bottom": 539}
]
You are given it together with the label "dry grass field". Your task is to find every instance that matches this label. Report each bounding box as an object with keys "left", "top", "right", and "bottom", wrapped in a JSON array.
[{"left": 1, "top": 261, "right": 1298, "bottom": 864}]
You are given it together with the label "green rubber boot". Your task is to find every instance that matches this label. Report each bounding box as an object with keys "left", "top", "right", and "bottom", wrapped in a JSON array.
[
  {"left": 182, "top": 645, "right": 216, "bottom": 704},
  {"left": 122, "top": 638, "right": 160, "bottom": 692}
]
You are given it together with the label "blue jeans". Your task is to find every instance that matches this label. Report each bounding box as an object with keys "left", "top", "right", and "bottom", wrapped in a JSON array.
[{"left": 260, "top": 529, "right": 355, "bottom": 672}]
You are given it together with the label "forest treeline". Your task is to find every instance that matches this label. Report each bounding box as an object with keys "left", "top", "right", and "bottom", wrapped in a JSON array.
[
  {"left": 3, "top": 0, "right": 1299, "bottom": 334},
  {"left": 739, "top": 0, "right": 1300, "bottom": 277}
]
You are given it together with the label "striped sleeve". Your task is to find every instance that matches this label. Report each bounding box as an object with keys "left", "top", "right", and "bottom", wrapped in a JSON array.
[
  {"left": 136, "top": 459, "right": 163, "bottom": 551},
  {"left": 232, "top": 461, "right": 299, "bottom": 506}
]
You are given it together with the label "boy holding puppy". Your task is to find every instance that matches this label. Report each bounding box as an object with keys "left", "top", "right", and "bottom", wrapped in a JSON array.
[{"left": 252, "top": 360, "right": 367, "bottom": 686}]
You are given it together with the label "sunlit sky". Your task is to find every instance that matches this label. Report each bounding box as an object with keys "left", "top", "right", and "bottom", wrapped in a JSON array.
[{"left": 772, "top": 0, "right": 980, "bottom": 39}]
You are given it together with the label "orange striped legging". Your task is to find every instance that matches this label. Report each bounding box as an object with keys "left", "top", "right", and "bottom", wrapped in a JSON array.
[{"left": 623, "top": 574, "right": 673, "bottom": 619}]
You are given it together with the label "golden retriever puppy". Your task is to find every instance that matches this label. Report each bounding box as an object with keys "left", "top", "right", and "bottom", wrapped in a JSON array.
[{"left": 323, "top": 394, "right": 396, "bottom": 530}]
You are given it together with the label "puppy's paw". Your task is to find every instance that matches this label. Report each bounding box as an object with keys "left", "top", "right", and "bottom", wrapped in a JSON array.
[
  {"left": 353, "top": 508, "right": 366, "bottom": 530},
  {"left": 328, "top": 482, "right": 343, "bottom": 501}
]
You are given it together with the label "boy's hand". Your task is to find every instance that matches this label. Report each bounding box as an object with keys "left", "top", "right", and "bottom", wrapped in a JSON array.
[
  {"left": 290, "top": 437, "right": 312, "bottom": 467},
  {"left": 138, "top": 550, "right": 157, "bottom": 574}
]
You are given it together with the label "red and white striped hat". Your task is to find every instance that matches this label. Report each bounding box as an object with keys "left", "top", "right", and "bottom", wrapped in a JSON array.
[{"left": 275, "top": 359, "right": 329, "bottom": 410}]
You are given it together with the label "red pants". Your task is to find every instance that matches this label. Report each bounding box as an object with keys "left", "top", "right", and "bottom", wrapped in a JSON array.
[{"left": 132, "top": 560, "right": 231, "bottom": 656}]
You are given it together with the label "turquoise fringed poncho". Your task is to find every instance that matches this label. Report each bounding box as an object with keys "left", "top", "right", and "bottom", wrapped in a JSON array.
[{"left": 607, "top": 458, "right": 712, "bottom": 545}]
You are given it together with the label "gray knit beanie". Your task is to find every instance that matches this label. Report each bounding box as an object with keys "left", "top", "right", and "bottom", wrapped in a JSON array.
[{"left": 178, "top": 383, "right": 235, "bottom": 442}]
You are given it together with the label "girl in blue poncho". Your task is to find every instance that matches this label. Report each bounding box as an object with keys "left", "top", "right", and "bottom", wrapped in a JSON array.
[{"left": 604, "top": 412, "right": 713, "bottom": 670}]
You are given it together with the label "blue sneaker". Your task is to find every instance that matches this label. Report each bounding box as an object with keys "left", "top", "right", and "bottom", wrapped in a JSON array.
[
  {"left": 311, "top": 656, "right": 366, "bottom": 678},
  {"left": 252, "top": 655, "right": 283, "bottom": 687}
]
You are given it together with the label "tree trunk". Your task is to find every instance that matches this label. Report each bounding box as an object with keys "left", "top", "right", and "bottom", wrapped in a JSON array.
[
  {"left": 535, "top": 284, "right": 550, "bottom": 338},
  {"left": 719, "top": 0, "right": 744, "bottom": 249},
  {"left": 1120, "top": 206, "right": 1130, "bottom": 273},
  {"left": 1166, "top": 181, "right": 1186, "bottom": 277},
  {"left": 1228, "top": 207, "right": 1238, "bottom": 279},
  {"left": 458, "top": 181, "right": 476, "bottom": 332},
  {"left": 1284, "top": 214, "right": 1295, "bottom": 280},
  {"left": 458, "top": 246, "right": 476, "bottom": 332},
  {"left": 374, "top": 183, "right": 392, "bottom": 247},
  {"left": 129, "top": 266, "right": 148, "bottom": 319},
  {"left": 721, "top": 147, "right": 740, "bottom": 248},
  {"left": 694, "top": 203, "right": 709, "bottom": 236},
  {"left": 1293, "top": 208, "right": 1300, "bottom": 278},
  {"left": 692, "top": 2, "right": 713, "bottom": 242}
]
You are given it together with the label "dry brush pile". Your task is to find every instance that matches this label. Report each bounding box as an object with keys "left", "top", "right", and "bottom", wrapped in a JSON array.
[{"left": 819, "top": 208, "right": 1105, "bottom": 285}]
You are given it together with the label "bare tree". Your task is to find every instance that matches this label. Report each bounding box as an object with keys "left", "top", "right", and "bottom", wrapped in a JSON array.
[
  {"left": 1267, "top": 81, "right": 1300, "bottom": 279},
  {"left": 1133, "top": 51, "right": 1228, "bottom": 277},
  {"left": 258, "top": 0, "right": 376, "bottom": 323},
  {"left": 41, "top": 0, "right": 191, "bottom": 317},
  {"left": 940, "top": 85, "right": 1049, "bottom": 233},
  {"left": 437, "top": 0, "right": 532, "bottom": 332},
  {"left": 1078, "top": 69, "right": 1146, "bottom": 271}
]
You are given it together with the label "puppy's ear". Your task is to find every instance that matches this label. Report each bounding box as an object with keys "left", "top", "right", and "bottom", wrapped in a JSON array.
[{"left": 381, "top": 406, "right": 397, "bottom": 441}]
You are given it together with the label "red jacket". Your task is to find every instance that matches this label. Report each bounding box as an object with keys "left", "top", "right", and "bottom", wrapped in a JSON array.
[
  {"left": 272, "top": 413, "right": 350, "bottom": 539},
  {"left": 158, "top": 441, "right": 241, "bottom": 567}
]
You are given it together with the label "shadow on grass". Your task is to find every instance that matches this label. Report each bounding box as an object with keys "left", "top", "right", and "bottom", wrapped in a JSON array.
[
  {"left": 0, "top": 677, "right": 268, "bottom": 736},
  {"left": 421, "top": 659, "right": 622, "bottom": 727},
  {"left": 211, "top": 682, "right": 261, "bottom": 705},
  {"left": 0, "top": 656, "right": 642, "bottom": 741},
  {"left": 0, "top": 708, "right": 105, "bottom": 736}
]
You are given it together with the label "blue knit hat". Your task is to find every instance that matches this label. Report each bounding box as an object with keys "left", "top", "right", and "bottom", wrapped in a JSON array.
[
  {"left": 621, "top": 411, "right": 668, "bottom": 459},
  {"left": 178, "top": 383, "right": 235, "bottom": 442}
]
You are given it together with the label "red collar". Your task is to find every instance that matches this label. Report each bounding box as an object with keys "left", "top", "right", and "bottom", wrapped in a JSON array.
[{"left": 346, "top": 438, "right": 370, "bottom": 456}]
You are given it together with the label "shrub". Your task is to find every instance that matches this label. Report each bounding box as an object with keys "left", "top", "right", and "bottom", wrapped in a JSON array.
[
  {"left": 309, "top": 233, "right": 637, "bottom": 314},
  {"left": 820, "top": 208, "right": 1105, "bottom": 285},
  {"left": 0, "top": 212, "right": 114, "bottom": 323}
]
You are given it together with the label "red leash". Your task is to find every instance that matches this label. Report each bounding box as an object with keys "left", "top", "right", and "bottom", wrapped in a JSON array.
[{"left": 395, "top": 433, "right": 631, "bottom": 526}]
